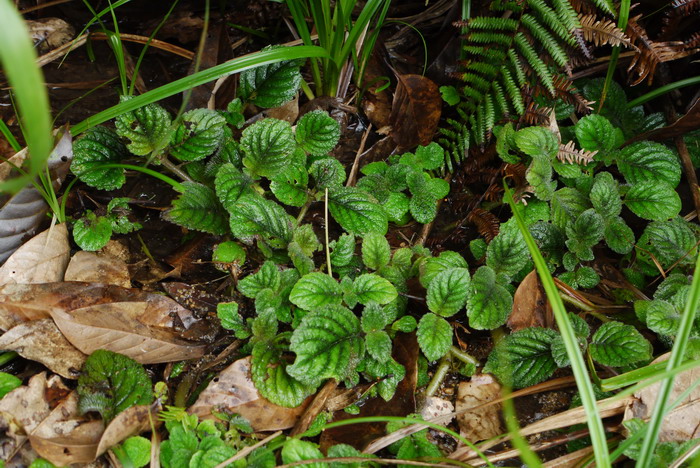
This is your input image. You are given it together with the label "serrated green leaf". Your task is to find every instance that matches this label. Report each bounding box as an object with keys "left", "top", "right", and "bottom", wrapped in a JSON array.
[
  {"left": 625, "top": 182, "right": 681, "bottom": 221},
  {"left": 590, "top": 171, "right": 621, "bottom": 219},
  {"left": 550, "top": 187, "right": 591, "bottom": 229},
  {"left": 71, "top": 126, "right": 128, "bottom": 190},
  {"left": 77, "top": 350, "right": 153, "bottom": 422},
  {"left": 417, "top": 313, "right": 452, "bottom": 361},
  {"left": 296, "top": 110, "right": 341, "bottom": 155},
  {"left": 290, "top": 272, "right": 343, "bottom": 310},
  {"left": 466, "top": 266, "right": 512, "bottom": 330},
  {"left": 575, "top": 266, "right": 600, "bottom": 288},
  {"left": 216, "top": 302, "right": 250, "bottom": 339},
  {"left": 565, "top": 208, "right": 605, "bottom": 261},
  {"left": 241, "top": 118, "right": 295, "bottom": 178},
  {"left": 238, "top": 261, "right": 281, "bottom": 298},
  {"left": 227, "top": 194, "right": 293, "bottom": 247},
  {"left": 440, "top": 85, "right": 460, "bottom": 106},
  {"left": 589, "top": 321, "right": 652, "bottom": 367},
  {"left": 426, "top": 267, "right": 470, "bottom": 317},
  {"left": 361, "top": 302, "right": 392, "bottom": 332},
  {"left": 384, "top": 192, "right": 410, "bottom": 223},
  {"left": 120, "top": 436, "right": 151, "bottom": 468},
  {"left": 385, "top": 164, "right": 413, "bottom": 192},
  {"left": 426, "top": 177, "right": 450, "bottom": 199},
  {"left": 281, "top": 439, "right": 327, "bottom": 468},
  {"left": 637, "top": 217, "right": 697, "bottom": 271},
  {"left": 169, "top": 109, "right": 226, "bottom": 161},
  {"left": 487, "top": 221, "right": 529, "bottom": 279},
  {"left": 73, "top": 211, "right": 113, "bottom": 251},
  {"left": 514, "top": 126, "right": 558, "bottom": 159},
  {"left": 414, "top": 142, "right": 445, "bottom": 170},
  {"left": 362, "top": 233, "right": 390, "bottom": 270},
  {"left": 288, "top": 241, "right": 315, "bottom": 276},
  {"left": 365, "top": 330, "right": 392, "bottom": 363},
  {"left": 645, "top": 299, "right": 680, "bottom": 336},
  {"left": 419, "top": 251, "right": 468, "bottom": 288},
  {"left": 352, "top": 274, "right": 397, "bottom": 305},
  {"left": 407, "top": 172, "right": 439, "bottom": 224},
  {"left": 527, "top": 157, "right": 556, "bottom": 201},
  {"left": 292, "top": 224, "right": 321, "bottom": 257},
  {"left": 328, "top": 186, "right": 388, "bottom": 236},
  {"left": 330, "top": 233, "right": 356, "bottom": 267},
  {"left": 214, "top": 163, "right": 252, "bottom": 210},
  {"left": 239, "top": 51, "right": 302, "bottom": 108},
  {"left": 288, "top": 305, "right": 364, "bottom": 386},
  {"left": 309, "top": 157, "right": 346, "bottom": 189},
  {"left": 484, "top": 327, "right": 557, "bottom": 389},
  {"left": 164, "top": 182, "right": 228, "bottom": 235},
  {"left": 392, "top": 315, "right": 417, "bottom": 332},
  {"left": 114, "top": 98, "right": 171, "bottom": 156},
  {"left": 251, "top": 341, "right": 314, "bottom": 407},
  {"left": 363, "top": 356, "right": 405, "bottom": 402},
  {"left": 617, "top": 142, "right": 682, "bottom": 187},
  {"left": 270, "top": 164, "right": 309, "bottom": 207},
  {"left": 356, "top": 173, "right": 391, "bottom": 204},
  {"left": 603, "top": 216, "right": 635, "bottom": 254},
  {"left": 575, "top": 114, "right": 616, "bottom": 152}
]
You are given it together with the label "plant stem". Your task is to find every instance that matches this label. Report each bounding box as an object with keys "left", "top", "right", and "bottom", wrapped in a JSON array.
[
  {"left": 159, "top": 156, "right": 193, "bottom": 182},
  {"left": 325, "top": 187, "right": 332, "bottom": 277},
  {"left": 598, "top": 0, "right": 630, "bottom": 112},
  {"left": 0, "top": 352, "right": 17, "bottom": 367},
  {"left": 425, "top": 354, "right": 451, "bottom": 397},
  {"left": 450, "top": 346, "right": 478, "bottom": 366}
]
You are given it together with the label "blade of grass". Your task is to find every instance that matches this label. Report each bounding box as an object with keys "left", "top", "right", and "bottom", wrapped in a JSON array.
[
  {"left": 0, "top": 0, "right": 53, "bottom": 193},
  {"left": 71, "top": 45, "right": 330, "bottom": 135},
  {"left": 636, "top": 251, "right": 700, "bottom": 466},
  {"left": 505, "top": 185, "right": 611, "bottom": 468},
  {"left": 598, "top": 0, "right": 630, "bottom": 112},
  {"left": 0, "top": 119, "right": 21, "bottom": 152},
  {"left": 627, "top": 76, "right": 700, "bottom": 108}
]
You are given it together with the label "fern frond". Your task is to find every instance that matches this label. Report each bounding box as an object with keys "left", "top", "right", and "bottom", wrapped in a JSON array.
[
  {"left": 514, "top": 33, "right": 556, "bottom": 94},
  {"left": 552, "top": 0, "right": 581, "bottom": 31},
  {"left": 501, "top": 68, "right": 525, "bottom": 114},
  {"left": 508, "top": 49, "right": 527, "bottom": 86},
  {"left": 578, "top": 14, "right": 635, "bottom": 48},
  {"left": 522, "top": 13, "right": 570, "bottom": 66},
  {"left": 464, "top": 17, "right": 520, "bottom": 30},
  {"left": 558, "top": 141, "right": 597, "bottom": 164},
  {"left": 527, "top": 0, "right": 576, "bottom": 45},
  {"left": 468, "top": 207, "right": 501, "bottom": 241}
]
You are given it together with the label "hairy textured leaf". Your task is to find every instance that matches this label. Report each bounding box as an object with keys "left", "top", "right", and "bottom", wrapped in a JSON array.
[
  {"left": 330, "top": 233, "right": 356, "bottom": 267},
  {"left": 407, "top": 172, "right": 439, "bottom": 224},
  {"left": 366, "top": 330, "right": 392, "bottom": 363},
  {"left": 296, "top": 110, "right": 341, "bottom": 155},
  {"left": 281, "top": 439, "right": 325, "bottom": 468},
  {"left": 164, "top": 182, "right": 228, "bottom": 235},
  {"left": 361, "top": 302, "right": 393, "bottom": 332},
  {"left": 239, "top": 52, "right": 302, "bottom": 108},
  {"left": 77, "top": 350, "right": 153, "bottom": 422},
  {"left": 589, "top": 321, "right": 652, "bottom": 367},
  {"left": 216, "top": 302, "right": 250, "bottom": 339},
  {"left": 289, "top": 272, "right": 343, "bottom": 310},
  {"left": 71, "top": 126, "right": 128, "bottom": 190},
  {"left": 514, "top": 126, "right": 558, "bottom": 159},
  {"left": 251, "top": 342, "right": 313, "bottom": 408},
  {"left": 550, "top": 187, "right": 591, "bottom": 229},
  {"left": 114, "top": 99, "right": 171, "bottom": 156},
  {"left": 271, "top": 164, "right": 309, "bottom": 207},
  {"left": 241, "top": 118, "right": 295, "bottom": 178},
  {"left": 487, "top": 222, "right": 529, "bottom": 279},
  {"left": 362, "top": 233, "right": 391, "bottom": 270},
  {"left": 426, "top": 267, "right": 470, "bottom": 317},
  {"left": 417, "top": 312, "right": 452, "bottom": 361},
  {"left": 617, "top": 142, "right": 682, "bottom": 187},
  {"left": 420, "top": 250, "right": 468, "bottom": 288},
  {"left": 637, "top": 217, "right": 697, "bottom": 271},
  {"left": 169, "top": 109, "right": 226, "bottom": 161},
  {"left": 328, "top": 187, "right": 388, "bottom": 236},
  {"left": 484, "top": 327, "right": 557, "bottom": 389},
  {"left": 214, "top": 163, "right": 253, "bottom": 210},
  {"left": 73, "top": 211, "right": 113, "bottom": 251},
  {"left": 352, "top": 274, "right": 397, "bottom": 305},
  {"left": 238, "top": 261, "right": 280, "bottom": 298},
  {"left": 288, "top": 305, "right": 363, "bottom": 386},
  {"left": 467, "top": 266, "right": 512, "bottom": 330},
  {"left": 625, "top": 182, "right": 681, "bottom": 221},
  {"left": 645, "top": 299, "right": 681, "bottom": 337},
  {"left": 565, "top": 208, "right": 605, "bottom": 261},
  {"left": 604, "top": 216, "right": 635, "bottom": 254},
  {"left": 575, "top": 114, "right": 617, "bottom": 152},
  {"left": 590, "top": 171, "right": 621, "bottom": 219},
  {"left": 227, "top": 194, "right": 293, "bottom": 248},
  {"left": 310, "top": 157, "right": 346, "bottom": 189}
]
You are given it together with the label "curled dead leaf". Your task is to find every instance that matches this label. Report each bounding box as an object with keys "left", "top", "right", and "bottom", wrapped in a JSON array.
[
  {"left": 0, "top": 223, "right": 70, "bottom": 286},
  {"left": 0, "top": 373, "right": 57, "bottom": 433},
  {"left": 456, "top": 374, "right": 504, "bottom": 442},
  {"left": 389, "top": 74, "right": 442, "bottom": 151},
  {"left": 509, "top": 270, "right": 551, "bottom": 331},
  {"left": 96, "top": 404, "right": 159, "bottom": 457},
  {"left": 64, "top": 251, "right": 131, "bottom": 288}
]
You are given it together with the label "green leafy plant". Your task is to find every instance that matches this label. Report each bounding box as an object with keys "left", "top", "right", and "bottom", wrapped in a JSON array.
[{"left": 72, "top": 197, "right": 142, "bottom": 251}]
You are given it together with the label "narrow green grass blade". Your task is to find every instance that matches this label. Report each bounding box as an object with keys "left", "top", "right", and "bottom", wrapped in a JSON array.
[
  {"left": 627, "top": 76, "right": 700, "bottom": 108},
  {"left": 71, "top": 45, "right": 330, "bottom": 135},
  {"left": 0, "top": 0, "right": 53, "bottom": 192},
  {"left": 505, "top": 186, "right": 611, "bottom": 468},
  {"left": 0, "top": 119, "right": 21, "bottom": 152}
]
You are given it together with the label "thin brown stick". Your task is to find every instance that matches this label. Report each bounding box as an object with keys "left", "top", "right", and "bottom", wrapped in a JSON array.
[
  {"left": 20, "top": 0, "right": 75, "bottom": 14},
  {"left": 346, "top": 124, "right": 373, "bottom": 187},
  {"left": 277, "top": 457, "right": 457, "bottom": 467},
  {"left": 291, "top": 379, "right": 338, "bottom": 436},
  {"left": 675, "top": 136, "right": 700, "bottom": 220}
]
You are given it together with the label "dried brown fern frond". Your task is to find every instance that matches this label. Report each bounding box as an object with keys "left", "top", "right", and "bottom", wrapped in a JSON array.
[
  {"left": 519, "top": 100, "right": 551, "bottom": 126},
  {"left": 558, "top": 141, "right": 598, "bottom": 164},
  {"left": 483, "top": 183, "right": 504, "bottom": 202},
  {"left": 661, "top": 0, "right": 700, "bottom": 38},
  {"left": 578, "top": 14, "right": 635, "bottom": 49},
  {"left": 468, "top": 207, "right": 501, "bottom": 241},
  {"left": 533, "top": 75, "right": 594, "bottom": 114}
]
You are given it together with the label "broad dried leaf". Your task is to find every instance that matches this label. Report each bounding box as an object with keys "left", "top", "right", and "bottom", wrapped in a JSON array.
[
  {"left": 29, "top": 392, "right": 104, "bottom": 466},
  {"left": 623, "top": 353, "right": 700, "bottom": 441},
  {"left": 50, "top": 302, "right": 206, "bottom": 364},
  {"left": 64, "top": 251, "right": 131, "bottom": 288},
  {"left": 0, "top": 132, "right": 72, "bottom": 264},
  {"left": 0, "top": 319, "right": 85, "bottom": 379},
  {"left": 0, "top": 282, "right": 197, "bottom": 332},
  {"left": 0, "top": 223, "right": 69, "bottom": 285},
  {"left": 0, "top": 147, "right": 28, "bottom": 181},
  {"left": 0, "top": 373, "right": 56, "bottom": 433},
  {"left": 509, "top": 270, "right": 551, "bottom": 331},
  {"left": 633, "top": 96, "right": 700, "bottom": 143},
  {"left": 189, "top": 356, "right": 309, "bottom": 431},
  {"left": 456, "top": 374, "right": 504, "bottom": 442},
  {"left": 96, "top": 404, "right": 158, "bottom": 457},
  {"left": 389, "top": 74, "right": 442, "bottom": 151}
]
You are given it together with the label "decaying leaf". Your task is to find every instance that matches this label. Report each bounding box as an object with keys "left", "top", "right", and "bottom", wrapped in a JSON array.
[
  {"left": 0, "top": 373, "right": 57, "bottom": 433},
  {"left": 0, "top": 132, "right": 72, "bottom": 265},
  {"left": 189, "top": 356, "right": 309, "bottom": 431},
  {"left": 456, "top": 374, "right": 504, "bottom": 442},
  {"left": 96, "top": 404, "right": 159, "bottom": 457},
  {"left": 29, "top": 391, "right": 104, "bottom": 466},
  {"left": 509, "top": 270, "right": 551, "bottom": 331},
  {"left": 50, "top": 302, "right": 206, "bottom": 364},
  {"left": 0, "top": 281, "right": 197, "bottom": 332},
  {"left": 578, "top": 14, "right": 635, "bottom": 48},
  {"left": 389, "top": 74, "right": 442, "bottom": 151},
  {"left": 0, "top": 319, "right": 86, "bottom": 379},
  {"left": 420, "top": 396, "right": 454, "bottom": 425},
  {"left": 623, "top": 353, "right": 700, "bottom": 441},
  {"left": 0, "top": 223, "right": 70, "bottom": 286},
  {"left": 64, "top": 251, "right": 131, "bottom": 288}
]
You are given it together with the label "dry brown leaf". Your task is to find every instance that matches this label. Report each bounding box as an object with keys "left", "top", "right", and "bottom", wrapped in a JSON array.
[
  {"left": 264, "top": 95, "right": 299, "bottom": 123},
  {"left": 0, "top": 373, "right": 55, "bottom": 433},
  {"left": 64, "top": 251, "right": 131, "bottom": 288},
  {"left": 0, "top": 411, "right": 29, "bottom": 463},
  {"left": 0, "top": 223, "right": 69, "bottom": 286},
  {"left": 509, "top": 270, "right": 550, "bottom": 331},
  {"left": 0, "top": 319, "right": 86, "bottom": 379},
  {"left": 0, "top": 281, "right": 198, "bottom": 332},
  {"left": 456, "top": 374, "right": 504, "bottom": 442},
  {"left": 50, "top": 302, "right": 206, "bottom": 364},
  {"left": 623, "top": 353, "right": 700, "bottom": 441},
  {"left": 421, "top": 396, "right": 454, "bottom": 425},
  {"left": 0, "top": 147, "right": 28, "bottom": 182},
  {"left": 189, "top": 357, "right": 310, "bottom": 431},
  {"left": 389, "top": 74, "right": 442, "bottom": 151},
  {"left": 96, "top": 404, "right": 158, "bottom": 457},
  {"left": 29, "top": 391, "right": 104, "bottom": 466}
]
